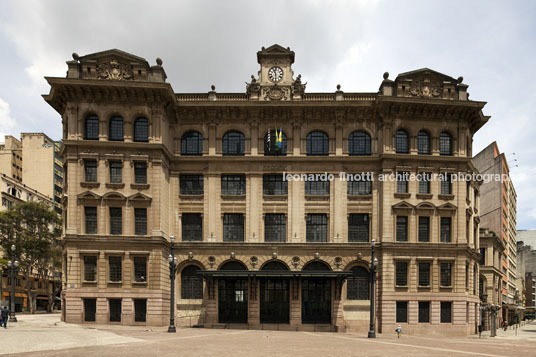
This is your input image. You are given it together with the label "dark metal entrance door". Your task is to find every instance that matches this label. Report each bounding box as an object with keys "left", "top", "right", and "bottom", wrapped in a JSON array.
[
  {"left": 260, "top": 279, "right": 289, "bottom": 323},
  {"left": 218, "top": 279, "right": 248, "bottom": 323},
  {"left": 301, "top": 279, "right": 331, "bottom": 324},
  {"left": 84, "top": 298, "right": 96, "bottom": 322}
]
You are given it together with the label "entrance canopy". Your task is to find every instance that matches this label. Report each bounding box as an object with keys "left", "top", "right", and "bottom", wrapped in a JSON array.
[{"left": 197, "top": 270, "right": 352, "bottom": 279}]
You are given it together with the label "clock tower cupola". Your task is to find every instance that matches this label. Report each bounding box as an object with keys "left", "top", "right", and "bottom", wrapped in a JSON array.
[{"left": 246, "top": 44, "right": 306, "bottom": 101}]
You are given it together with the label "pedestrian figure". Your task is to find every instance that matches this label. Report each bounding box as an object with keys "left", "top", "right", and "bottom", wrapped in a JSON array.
[
  {"left": 395, "top": 325, "right": 402, "bottom": 338},
  {"left": 0, "top": 306, "right": 9, "bottom": 328}
]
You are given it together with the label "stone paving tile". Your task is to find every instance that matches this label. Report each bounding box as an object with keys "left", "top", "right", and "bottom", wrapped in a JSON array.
[{"left": 4, "top": 314, "right": 536, "bottom": 357}]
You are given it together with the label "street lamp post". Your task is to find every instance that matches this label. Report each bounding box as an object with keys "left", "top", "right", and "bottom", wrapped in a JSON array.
[
  {"left": 368, "top": 239, "right": 378, "bottom": 338},
  {"left": 168, "top": 235, "right": 177, "bottom": 333},
  {"left": 7, "top": 244, "right": 19, "bottom": 322}
]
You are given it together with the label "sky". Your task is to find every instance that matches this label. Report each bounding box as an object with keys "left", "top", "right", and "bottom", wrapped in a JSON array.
[{"left": 0, "top": 0, "right": 535, "bottom": 228}]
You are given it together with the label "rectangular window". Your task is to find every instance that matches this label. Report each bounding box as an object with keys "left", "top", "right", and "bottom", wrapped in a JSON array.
[
  {"left": 109, "top": 162, "right": 122, "bottom": 183},
  {"left": 418, "top": 262, "right": 430, "bottom": 287},
  {"left": 397, "top": 172, "right": 408, "bottom": 193},
  {"left": 134, "top": 299, "right": 147, "bottom": 322},
  {"left": 396, "top": 301, "right": 408, "bottom": 323},
  {"left": 306, "top": 214, "right": 328, "bottom": 242},
  {"left": 347, "top": 177, "right": 372, "bottom": 195},
  {"left": 440, "top": 174, "right": 452, "bottom": 195},
  {"left": 440, "top": 262, "right": 452, "bottom": 287},
  {"left": 305, "top": 179, "right": 330, "bottom": 195},
  {"left": 182, "top": 213, "right": 203, "bottom": 241},
  {"left": 396, "top": 216, "right": 408, "bottom": 242},
  {"left": 134, "top": 208, "right": 147, "bottom": 235},
  {"left": 440, "top": 217, "right": 451, "bottom": 243},
  {"left": 440, "top": 301, "right": 452, "bottom": 323},
  {"left": 85, "top": 206, "right": 97, "bottom": 234},
  {"left": 84, "top": 256, "right": 97, "bottom": 282},
  {"left": 479, "top": 248, "right": 486, "bottom": 265},
  {"left": 418, "top": 301, "right": 430, "bottom": 323},
  {"left": 84, "top": 160, "right": 97, "bottom": 182},
  {"left": 109, "top": 207, "right": 122, "bottom": 235},
  {"left": 134, "top": 162, "right": 147, "bottom": 184},
  {"left": 223, "top": 213, "right": 244, "bottom": 242},
  {"left": 465, "top": 262, "right": 469, "bottom": 289},
  {"left": 418, "top": 216, "right": 429, "bottom": 242},
  {"left": 348, "top": 214, "right": 369, "bottom": 242},
  {"left": 262, "top": 174, "right": 288, "bottom": 195},
  {"left": 418, "top": 173, "right": 431, "bottom": 194},
  {"left": 221, "top": 175, "right": 246, "bottom": 195},
  {"left": 396, "top": 262, "right": 408, "bottom": 286},
  {"left": 264, "top": 214, "right": 286, "bottom": 242},
  {"left": 109, "top": 256, "right": 122, "bottom": 282},
  {"left": 133, "top": 257, "right": 147, "bottom": 283},
  {"left": 109, "top": 299, "right": 122, "bottom": 322},
  {"left": 180, "top": 175, "right": 204, "bottom": 195}
]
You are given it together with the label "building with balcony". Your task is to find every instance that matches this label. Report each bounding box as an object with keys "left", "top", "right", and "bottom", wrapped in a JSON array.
[
  {"left": 473, "top": 142, "right": 518, "bottom": 324},
  {"left": 43, "top": 45, "right": 488, "bottom": 335}
]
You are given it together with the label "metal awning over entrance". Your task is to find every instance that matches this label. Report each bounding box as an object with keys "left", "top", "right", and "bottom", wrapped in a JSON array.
[{"left": 197, "top": 270, "right": 353, "bottom": 279}]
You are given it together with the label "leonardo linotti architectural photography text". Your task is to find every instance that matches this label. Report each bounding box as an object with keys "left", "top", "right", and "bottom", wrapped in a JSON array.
[{"left": 1, "top": 1, "right": 535, "bottom": 356}]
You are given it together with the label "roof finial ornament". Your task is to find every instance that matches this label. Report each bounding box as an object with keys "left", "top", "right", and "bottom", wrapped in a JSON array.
[
  {"left": 457, "top": 76, "right": 464, "bottom": 84},
  {"left": 72, "top": 52, "right": 79, "bottom": 61},
  {"left": 336, "top": 84, "right": 341, "bottom": 91},
  {"left": 383, "top": 72, "right": 389, "bottom": 80},
  {"left": 211, "top": 84, "right": 216, "bottom": 91},
  {"left": 156, "top": 57, "right": 163, "bottom": 66}
]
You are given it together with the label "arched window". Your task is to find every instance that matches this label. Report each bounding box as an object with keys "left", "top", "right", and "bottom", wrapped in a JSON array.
[
  {"left": 302, "top": 261, "right": 331, "bottom": 271},
  {"left": 395, "top": 129, "right": 409, "bottom": 154},
  {"left": 306, "top": 131, "right": 329, "bottom": 156},
  {"left": 108, "top": 116, "right": 124, "bottom": 141},
  {"left": 264, "top": 130, "right": 287, "bottom": 156},
  {"left": 348, "top": 131, "right": 371, "bottom": 155},
  {"left": 181, "top": 265, "right": 203, "bottom": 299},
  {"left": 85, "top": 115, "right": 99, "bottom": 140},
  {"left": 261, "top": 261, "right": 288, "bottom": 271},
  {"left": 222, "top": 131, "right": 245, "bottom": 156},
  {"left": 440, "top": 131, "right": 452, "bottom": 156},
  {"left": 220, "top": 261, "right": 247, "bottom": 270},
  {"left": 417, "top": 130, "right": 430, "bottom": 155},
  {"left": 181, "top": 131, "right": 203, "bottom": 155},
  {"left": 133, "top": 117, "right": 149, "bottom": 142},
  {"left": 347, "top": 266, "right": 370, "bottom": 300}
]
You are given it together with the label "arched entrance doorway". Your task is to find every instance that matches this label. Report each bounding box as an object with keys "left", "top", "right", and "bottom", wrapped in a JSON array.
[
  {"left": 260, "top": 261, "right": 289, "bottom": 324},
  {"left": 302, "top": 261, "right": 331, "bottom": 324},
  {"left": 218, "top": 261, "right": 248, "bottom": 323}
]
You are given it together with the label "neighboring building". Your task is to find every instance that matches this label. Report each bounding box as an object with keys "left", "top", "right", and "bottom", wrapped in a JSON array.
[
  {"left": 0, "top": 173, "right": 58, "bottom": 310},
  {"left": 473, "top": 142, "right": 518, "bottom": 324},
  {"left": 517, "top": 239, "right": 536, "bottom": 320},
  {"left": 478, "top": 228, "right": 505, "bottom": 329},
  {"left": 43, "top": 46, "right": 488, "bottom": 335},
  {"left": 21, "top": 133, "right": 64, "bottom": 214},
  {"left": 517, "top": 230, "right": 536, "bottom": 250},
  {"left": 524, "top": 272, "right": 535, "bottom": 319},
  {"left": 0, "top": 136, "right": 23, "bottom": 182}
]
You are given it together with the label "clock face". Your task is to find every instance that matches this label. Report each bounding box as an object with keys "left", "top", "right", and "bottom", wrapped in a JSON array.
[{"left": 268, "top": 66, "right": 283, "bottom": 82}]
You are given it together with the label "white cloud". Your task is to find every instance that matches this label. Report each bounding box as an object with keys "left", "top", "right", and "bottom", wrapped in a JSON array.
[{"left": 0, "top": 98, "right": 16, "bottom": 140}]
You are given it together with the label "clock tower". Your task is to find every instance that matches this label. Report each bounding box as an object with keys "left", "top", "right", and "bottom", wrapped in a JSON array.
[{"left": 246, "top": 44, "right": 306, "bottom": 101}]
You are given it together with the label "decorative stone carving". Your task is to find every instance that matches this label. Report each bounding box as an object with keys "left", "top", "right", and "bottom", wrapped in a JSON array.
[
  {"left": 291, "top": 256, "right": 300, "bottom": 269},
  {"left": 250, "top": 256, "right": 258, "bottom": 268},
  {"left": 97, "top": 59, "right": 133, "bottom": 80},
  {"left": 291, "top": 74, "right": 306, "bottom": 99},
  {"left": 262, "top": 85, "right": 290, "bottom": 101},
  {"left": 208, "top": 256, "right": 216, "bottom": 268},
  {"left": 408, "top": 78, "right": 442, "bottom": 98},
  {"left": 246, "top": 75, "right": 260, "bottom": 98}
]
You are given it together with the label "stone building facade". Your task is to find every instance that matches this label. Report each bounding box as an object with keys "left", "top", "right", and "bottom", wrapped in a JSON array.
[{"left": 44, "top": 45, "right": 487, "bottom": 335}]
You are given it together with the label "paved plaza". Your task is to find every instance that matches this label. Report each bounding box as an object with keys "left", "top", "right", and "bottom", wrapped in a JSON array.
[{"left": 2, "top": 314, "right": 536, "bottom": 356}]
